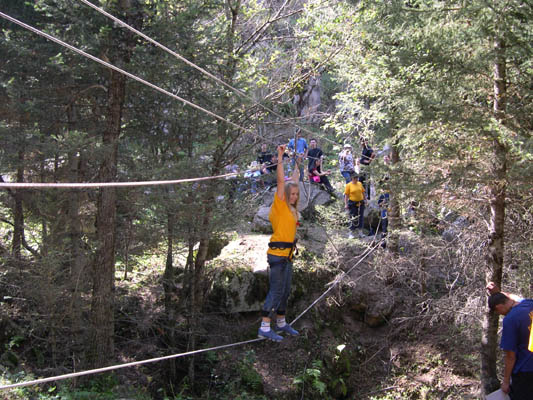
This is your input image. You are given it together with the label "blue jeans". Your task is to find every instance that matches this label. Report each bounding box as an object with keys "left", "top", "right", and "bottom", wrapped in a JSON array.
[
  {"left": 262, "top": 254, "right": 293, "bottom": 317},
  {"left": 341, "top": 170, "right": 352, "bottom": 183},
  {"left": 348, "top": 200, "right": 365, "bottom": 231}
]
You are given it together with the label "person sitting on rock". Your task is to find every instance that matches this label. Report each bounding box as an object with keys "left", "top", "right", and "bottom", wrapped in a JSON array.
[
  {"left": 259, "top": 144, "right": 301, "bottom": 342},
  {"left": 260, "top": 153, "right": 278, "bottom": 188},
  {"left": 307, "top": 138, "right": 323, "bottom": 172},
  {"left": 244, "top": 161, "right": 262, "bottom": 193},
  {"left": 309, "top": 157, "right": 336, "bottom": 195},
  {"left": 344, "top": 172, "right": 366, "bottom": 239},
  {"left": 257, "top": 143, "right": 273, "bottom": 167}
]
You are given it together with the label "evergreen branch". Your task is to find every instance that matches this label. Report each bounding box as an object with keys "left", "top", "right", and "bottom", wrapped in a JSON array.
[{"left": 235, "top": 0, "right": 294, "bottom": 56}]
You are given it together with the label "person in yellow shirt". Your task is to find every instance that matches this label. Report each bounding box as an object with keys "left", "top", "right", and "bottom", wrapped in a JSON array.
[
  {"left": 258, "top": 144, "right": 301, "bottom": 342},
  {"left": 344, "top": 172, "right": 366, "bottom": 239}
]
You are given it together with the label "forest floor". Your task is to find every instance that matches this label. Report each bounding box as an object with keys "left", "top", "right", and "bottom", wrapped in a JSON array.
[
  {"left": 181, "top": 221, "right": 483, "bottom": 399},
  {"left": 0, "top": 219, "right": 485, "bottom": 400}
]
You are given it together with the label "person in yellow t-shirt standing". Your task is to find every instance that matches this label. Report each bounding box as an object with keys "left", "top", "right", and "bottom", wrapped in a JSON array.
[
  {"left": 344, "top": 172, "right": 366, "bottom": 239},
  {"left": 258, "top": 144, "right": 301, "bottom": 342}
]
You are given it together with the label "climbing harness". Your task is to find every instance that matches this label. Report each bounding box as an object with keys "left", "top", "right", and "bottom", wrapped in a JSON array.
[{"left": 268, "top": 239, "right": 298, "bottom": 261}]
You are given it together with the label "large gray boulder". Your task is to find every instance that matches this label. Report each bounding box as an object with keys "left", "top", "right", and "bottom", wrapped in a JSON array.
[
  {"left": 297, "top": 182, "right": 333, "bottom": 212},
  {"left": 205, "top": 235, "right": 270, "bottom": 313},
  {"left": 252, "top": 206, "right": 273, "bottom": 234},
  {"left": 345, "top": 282, "right": 396, "bottom": 328},
  {"left": 206, "top": 265, "right": 269, "bottom": 313}
]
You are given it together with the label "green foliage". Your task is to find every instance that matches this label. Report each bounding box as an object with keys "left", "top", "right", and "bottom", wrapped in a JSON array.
[
  {"left": 328, "top": 344, "right": 351, "bottom": 397},
  {"left": 236, "top": 351, "right": 263, "bottom": 394},
  {"left": 204, "top": 350, "right": 266, "bottom": 400},
  {"left": 293, "top": 360, "right": 328, "bottom": 398},
  {"left": 0, "top": 371, "right": 150, "bottom": 400},
  {"left": 5, "top": 335, "right": 24, "bottom": 350}
]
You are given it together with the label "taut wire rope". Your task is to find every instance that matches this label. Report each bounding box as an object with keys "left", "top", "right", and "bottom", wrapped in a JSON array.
[
  {"left": 0, "top": 338, "right": 263, "bottom": 390},
  {"left": 0, "top": 237, "right": 382, "bottom": 390},
  {"left": 0, "top": 11, "right": 247, "bottom": 133},
  {"left": 0, "top": 10, "right": 345, "bottom": 190},
  {"left": 0, "top": 172, "right": 240, "bottom": 189},
  {"left": 0, "top": 10, "right": 328, "bottom": 190},
  {"left": 77, "top": 0, "right": 341, "bottom": 146}
]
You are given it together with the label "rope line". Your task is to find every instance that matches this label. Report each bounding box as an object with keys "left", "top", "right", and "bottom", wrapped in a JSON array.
[
  {"left": 0, "top": 172, "right": 239, "bottom": 189},
  {"left": 0, "top": 238, "right": 382, "bottom": 391},
  {"left": 0, "top": 338, "right": 264, "bottom": 390},
  {"left": 0, "top": 11, "right": 247, "bottom": 133},
  {"left": 77, "top": 0, "right": 340, "bottom": 146},
  {"left": 0, "top": 154, "right": 324, "bottom": 189},
  {"left": 290, "top": 239, "right": 382, "bottom": 324}
]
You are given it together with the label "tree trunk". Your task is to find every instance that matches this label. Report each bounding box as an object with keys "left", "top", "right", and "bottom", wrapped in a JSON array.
[
  {"left": 87, "top": 69, "right": 125, "bottom": 367},
  {"left": 163, "top": 209, "right": 177, "bottom": 382},
  {"left": 187, "top": 211, "right": 212, "bottom": 388},
  {"left": 185, "top": 237, "right": 197, "bottom": 386},
  {"left": 12, "top": 149, "right": 24, "bottom": 259},
  {"left": 480, "top": 36, "right": 507, "bottom": 398},
  {"left": 67, "top": 150, "right": 85, "bottom": 348},
  {"left": 387, "top": 142, "right": 401, "bottom": 252},
  {"left": 186, "top": 0, "right": 241, "bottom": 387}
]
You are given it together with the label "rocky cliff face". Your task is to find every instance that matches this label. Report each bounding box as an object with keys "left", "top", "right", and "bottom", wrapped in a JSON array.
[{"left": 293, "top": 73, "right": 322, "bottom": 123}]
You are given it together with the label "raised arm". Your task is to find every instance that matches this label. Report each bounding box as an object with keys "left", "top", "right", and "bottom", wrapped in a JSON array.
[
  {"left": 486, "top": 282, "right": 522, "bottom": 302},
  {"left": 276, "top": 145, "right": 286, "bottom": 200}
]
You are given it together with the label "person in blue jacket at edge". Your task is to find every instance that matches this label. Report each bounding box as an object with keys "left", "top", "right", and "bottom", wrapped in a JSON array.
[{"left": 487, "top": 281, "right": 533, "bottom": 399}]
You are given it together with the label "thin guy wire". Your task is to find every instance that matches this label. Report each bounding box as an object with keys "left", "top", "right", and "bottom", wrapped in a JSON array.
[
  {"left": 0, "top": 11, "right": 247, "bottom": 133},
  {"left": 0, "top": 9, "right": 298, "bottom": 168},
  {"left": 77, "top": 0, "right": 340, "bottom": 146},
  {"left": 0, "top": 238, "right": 381, "bottom": 390}
]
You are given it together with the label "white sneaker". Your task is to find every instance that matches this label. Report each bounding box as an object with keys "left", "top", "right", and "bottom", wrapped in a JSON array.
[{"left": 348, "top": 232, "right": 355, "bottom": 239}]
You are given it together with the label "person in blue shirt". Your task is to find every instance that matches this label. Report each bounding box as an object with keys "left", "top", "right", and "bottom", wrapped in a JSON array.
[
  {"left": 488, "top": 292, "right": 533, "bottom": 399},
  {"left": 287, "top": 130, "right": 307, "bottom": 182}
]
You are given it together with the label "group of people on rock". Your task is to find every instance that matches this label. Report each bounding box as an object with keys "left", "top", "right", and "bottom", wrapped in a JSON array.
[
  {"left": 248, "top": 133, "right": 389, "bottom": 239},
  {"left": 258, "top": 144, "right": 531, "bottom": 400},
  {"left": 225, "top": 132, "right": 389, "bottom": 243}
]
